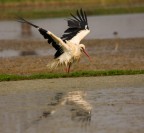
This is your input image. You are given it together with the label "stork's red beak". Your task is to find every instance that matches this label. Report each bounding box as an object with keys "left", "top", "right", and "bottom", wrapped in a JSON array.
[{"left": 82, "top": 48, "right": 91, "bottom": 62}]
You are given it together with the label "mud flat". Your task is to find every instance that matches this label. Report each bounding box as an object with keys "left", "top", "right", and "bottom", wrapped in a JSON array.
[{"left": 0, "top": 38, "right": 144, "bottom": 74}]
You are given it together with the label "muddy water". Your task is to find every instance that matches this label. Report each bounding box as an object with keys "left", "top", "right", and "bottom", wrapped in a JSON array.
[
  {"left": 0, "top": 75, "right": 144, "bottom": 133},
  {"left": 0, "top": 49, "right": 54, "bottom": 57},
  {"left": 0, "top": 14, "right": 144, "bottom": 40}
]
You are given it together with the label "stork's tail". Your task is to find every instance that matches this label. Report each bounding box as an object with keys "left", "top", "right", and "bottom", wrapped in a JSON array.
[
  {"left": 47, "top": 59, "right": 67, "bottom": 70},
  {"left": 47, "top": 59, "right": 61, "bottom": 69},
  {"left": 47, "top": 61, "right": 59, "bottom": 70},
  {"left": 16, "top": 17, "right": 39, "bottom": 28}
]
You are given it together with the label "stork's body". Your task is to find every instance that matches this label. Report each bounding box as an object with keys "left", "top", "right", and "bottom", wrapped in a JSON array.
[
  {"left": 17, "top": 9, "right": 90, "bottom": 73},
  {"left": 47, "top": 30, "right": 90, "bottom": 72}
]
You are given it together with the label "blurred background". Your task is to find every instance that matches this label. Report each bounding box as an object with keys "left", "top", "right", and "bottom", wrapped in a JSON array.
[
  {"left": 0, "top": 0, "right": 144, "bottom": 74},
  {"left": 0, "top": 0, "right": 144, "bottom": 19},
  {"left": 0, "top": 0, "right": 144, "bottom": 39}
]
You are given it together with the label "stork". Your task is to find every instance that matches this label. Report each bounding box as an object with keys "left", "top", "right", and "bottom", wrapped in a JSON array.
[{"left": 17, "top": 9, "right": 91, "bottom": 73}]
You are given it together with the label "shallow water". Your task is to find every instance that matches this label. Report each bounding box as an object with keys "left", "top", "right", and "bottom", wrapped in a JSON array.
[
  {"left": 0, "top": 76, "right": 144, "bottom": 133},
  {"left": 0, "top": 49, "right": 54, "bottom": 57},
  {"left": 0, "top": 14, "right": 144, "bottom": 40}
]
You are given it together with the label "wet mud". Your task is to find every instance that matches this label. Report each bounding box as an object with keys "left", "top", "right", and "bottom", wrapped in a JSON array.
[{"left": 0, "top": 38, "right": 144, "bottom": 74}]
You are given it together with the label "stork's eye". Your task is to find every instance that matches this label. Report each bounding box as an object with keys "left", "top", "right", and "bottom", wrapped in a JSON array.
[{"left": 80, "top": 47, "right": 84, "bottom": 51}]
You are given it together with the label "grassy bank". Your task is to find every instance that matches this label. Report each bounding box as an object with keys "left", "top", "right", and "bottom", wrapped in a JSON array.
[
  {"left": 0, "top": 70, "right": 144, "bottom": 82},
  {"left": 1, "top": 6, "right": 144, "bottom": 20},
  {"left": 0, "top": 0, "right": 144, "bottom": 19},
  {"left": 1, "top": 0, "right": 144, "bottom": 6}
]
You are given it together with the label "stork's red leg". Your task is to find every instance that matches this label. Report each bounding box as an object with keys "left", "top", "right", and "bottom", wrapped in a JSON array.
[
  {"left": 68, "top": 63, "right": 71, "bottom": 73},
  {"left": 65, "top": 67, "right": 68, "bottom": 73}
]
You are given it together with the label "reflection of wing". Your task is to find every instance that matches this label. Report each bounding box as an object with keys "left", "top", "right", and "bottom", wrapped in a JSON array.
[
  {"left": 61, "top": 9, "right": 90, "bottom": 44},
  {"left": 17, "top": 17, "right": 64, "bottom": 58},
  {"left": 28, "top": 91, "right": 92, "bottom": 131},
  {"left": 66, "top": 91, "right": 92, "bottom": 124}
]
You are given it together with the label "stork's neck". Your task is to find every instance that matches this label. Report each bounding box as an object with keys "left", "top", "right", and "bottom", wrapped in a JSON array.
[{"left": 66, "top": 41, "right": 82, "bottom": 54}]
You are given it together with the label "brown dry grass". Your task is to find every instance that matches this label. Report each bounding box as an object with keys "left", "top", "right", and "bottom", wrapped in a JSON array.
[{"left": 0, "top": 38, "right": 144, "bottom": 75}]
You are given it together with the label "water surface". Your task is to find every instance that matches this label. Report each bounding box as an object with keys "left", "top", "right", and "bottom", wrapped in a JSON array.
[
  {"left": 0, "top": 76, "right": 144, "bottom": 133},
  {"left": 0, "top": 13, "right": 144, "bottom": 40}
]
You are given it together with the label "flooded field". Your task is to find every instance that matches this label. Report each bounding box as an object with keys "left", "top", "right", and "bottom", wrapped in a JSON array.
[
  {"left": 0, "top": 14, "right": 144, "bottom": 40},
  {"left": 0, "top": 13, "right": 144, "bottom": 133},
  {"left": 0, "top": 75, "right": 144, "bottom": 133}
]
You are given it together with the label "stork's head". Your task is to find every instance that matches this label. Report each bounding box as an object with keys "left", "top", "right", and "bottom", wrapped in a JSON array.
[{"left": 79, "top": 44, "right": 91, "bottom": 62}]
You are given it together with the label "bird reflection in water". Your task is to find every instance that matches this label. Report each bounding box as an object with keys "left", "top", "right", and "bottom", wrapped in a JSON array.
[
  {"left": 37, "top": 91, "right": 92, "bottom": 126},
  {"left": 66, "top": 91, "right": 92, "bottom": 125}
]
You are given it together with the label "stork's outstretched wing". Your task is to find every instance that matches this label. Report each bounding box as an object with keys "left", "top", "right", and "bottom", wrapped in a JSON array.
[
  {"left": 61, "top": 9, "right": 90, "bottom": 44},
  {"left": 17, "top": 17, "right": 64, "bottom": 58}
]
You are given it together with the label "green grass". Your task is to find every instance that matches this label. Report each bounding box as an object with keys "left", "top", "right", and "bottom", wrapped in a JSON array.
[
  {"left": 0, "top": 0, "right": 144, "bottom": 20},
  {"left": 0, "top": 70, "right": 144, "bottom": 82},
  {"left": 0, "top": 0, "right": 144, "bottom": 5},
  {"left": 1, "top": 6, "right": 144, "bottom": 20}
]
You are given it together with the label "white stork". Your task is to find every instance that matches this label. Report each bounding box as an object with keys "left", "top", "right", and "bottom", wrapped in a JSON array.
[{"left": 17, "top": 9, "right": 91, "bottom": 73}]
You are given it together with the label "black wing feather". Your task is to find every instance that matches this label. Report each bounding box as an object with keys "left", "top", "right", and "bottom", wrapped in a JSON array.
[
  {"left": 84, "top": 11, "right": 88, "bottom": 24},
  {"left": 17, "top": 17, "right": 63, "bottom": 58},
  {"left": 61, "top": 8, "right": 89, "bottom": 42},
  {"left": 38, "top": 28, "right": 64, "bottom": 58},
  {"left": 70, "top": 13, "right": 81, "bottom": 22},
  {"left": 77, "top": 10, "right": 83, "bottom": 22},
  {"left": 17, "top": 17, "right": 39, "bottom": 28},
  {"left": 67, "top": 19, "right": 81, "bottom": 28},
  {"left": 80, "top": 9, "right": 85, "bottom": 21}
]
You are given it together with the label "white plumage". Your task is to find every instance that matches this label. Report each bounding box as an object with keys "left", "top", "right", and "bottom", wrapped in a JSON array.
[
  {"left": 17, "top": 9, "right": 90, "bottom": 73},
  {"left": 69, "top": 29, "right": 90, "bottom": 44}
]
